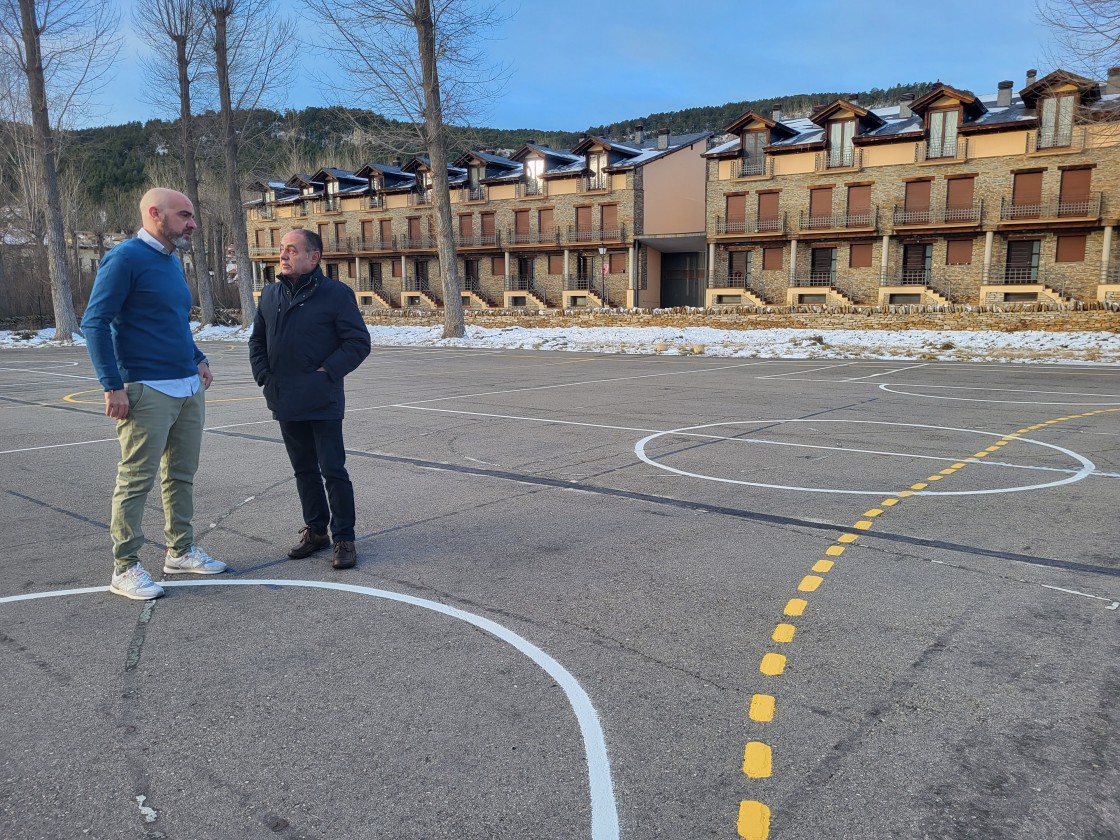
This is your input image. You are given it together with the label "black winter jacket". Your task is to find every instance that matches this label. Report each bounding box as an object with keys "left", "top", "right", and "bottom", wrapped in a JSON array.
[{"left": 249, "top": 267, "right": 371, "bottom": 422}]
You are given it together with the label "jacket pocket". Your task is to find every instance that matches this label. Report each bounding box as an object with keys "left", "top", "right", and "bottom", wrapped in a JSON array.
[
  {"left": 294, "top": 371, "right": 336, "bottom": 414},
  {"left": 262, "top": 375, "right": 280, "bottom": 412}
]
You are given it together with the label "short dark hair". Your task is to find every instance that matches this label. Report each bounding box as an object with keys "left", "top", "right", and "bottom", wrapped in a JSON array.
[{"left": 293, "top": 227, "right": 323, "bottom": 256}]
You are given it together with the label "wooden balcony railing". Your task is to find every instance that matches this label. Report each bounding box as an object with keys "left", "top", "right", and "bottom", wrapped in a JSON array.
[
  {"left": 579, "top": 174, "right": 610, "bottom": 192},
  {"left": 1027, "top": 126, "right": 1086, "bottom": 154},
  {"left": 460, "top": 185, "right": 487, "bottom": 202},
  {"left": 408, "top": 189, "right": 433, "bottom": 206}
]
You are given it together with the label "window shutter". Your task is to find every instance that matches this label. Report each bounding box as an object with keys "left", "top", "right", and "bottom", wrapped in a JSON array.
[
  {"left": 1055, "top": 234, "right": 1086, "bottom": 263},
  {"left": 946, "top": 239, "right": 973, "bottom": 265}
]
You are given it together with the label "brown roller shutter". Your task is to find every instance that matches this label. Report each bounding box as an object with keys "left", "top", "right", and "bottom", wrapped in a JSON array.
[
  {"left": 538, "top": 208, "right": 554, "bottom": 235},
  {"left": 1011, "top": 172, "right": 1043, "bottom": 218},
  {"left": 1055, "top": 234, "right": 1086, "bottom": 262},
  {"left": 757, "top": 193, "right": 779, "bottom": 230},
  {"left": 846, "top": 184, "right": 871, "bottom": 225},
  {"left": 809, "top": 187, "right": 833, "bottom": 226},
  {"left": 946, "top": 177, "right": 975, "bottom": 215},
  {"left": 725, "top": 194, "right": 746, "bottom": 227},
  {"left": 1059, "top": 169, "right": 1091, "bottom": 215},
  {"left": 515, "top": 209, "right": 530, "bottom": 236},
  {"left": 945, "top": 239, "right": 973, "bottom": 265},
  {"left": 459, "top": 214, "right": 473, "bottom": 239},
  {"left": 481, "top": 212, "right": 495, "bottom": 238},
  {"left": 379, "top": 219, "right": 392, "bottom": 244},
  {"left": 904, "top": 181, "right": 931, "bottom": 222},
  {"left": 575, "top": 206, "right": 592, "bottom": 233},
  {"left": 600, "top": 204, "right": 618, "bottom": 234}
]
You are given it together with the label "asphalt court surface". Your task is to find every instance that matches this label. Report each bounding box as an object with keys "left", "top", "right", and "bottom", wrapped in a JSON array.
[{"left": 1, "top": 343, "right": 1118, "bottom": 840}]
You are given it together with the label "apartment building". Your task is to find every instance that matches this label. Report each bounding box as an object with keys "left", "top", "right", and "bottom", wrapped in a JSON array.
[
  {"left": 245, "top": 129, "right": 712, "bottom": 310},
  {"left": 704, "top": 68, "right": 1120, "bottom": 308}
]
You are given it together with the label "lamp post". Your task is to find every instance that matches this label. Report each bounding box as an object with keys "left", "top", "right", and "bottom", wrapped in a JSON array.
[{"left": 598, "top": 245, "right": 607, "bottom": 307}]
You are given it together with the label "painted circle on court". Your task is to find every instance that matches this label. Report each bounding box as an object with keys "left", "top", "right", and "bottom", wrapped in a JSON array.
[
  {"left": 635, "top": 419, "right": 1096, "bottom": 496},
  {"left": 877, "top": 382, "right": 1120, "bottom": 406}
]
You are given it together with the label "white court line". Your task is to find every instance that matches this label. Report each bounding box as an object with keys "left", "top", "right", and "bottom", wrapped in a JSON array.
[
  {"left": 756, "top": 361, "right": 860, "bottom": 379},
  {"left": 840, "top": 363, "right": 930, "bottom": 381},
  {"left": 0, "top": 365, "right": 98, "bottom": 381},
  {"left": 635, "top": 420, "right": 1097, "bottom": 496},
  {"left": 0, "top": 578, "right": 620, "bottom": 840},
  {"left": 878, "top": 382, "right": 1120, "bottom": 405}
]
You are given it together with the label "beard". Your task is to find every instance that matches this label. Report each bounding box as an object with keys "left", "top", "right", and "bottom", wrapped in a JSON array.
[{"left": 170, "top": 234, "right": 193, "bottom": 252}]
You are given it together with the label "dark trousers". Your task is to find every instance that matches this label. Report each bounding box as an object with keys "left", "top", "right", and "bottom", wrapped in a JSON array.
[{"left": 279, "top": 419, "right": 356, "bottom": 542}]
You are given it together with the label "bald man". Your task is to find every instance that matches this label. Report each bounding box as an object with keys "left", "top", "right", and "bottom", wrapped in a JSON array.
[{"left": 82, "top": 187, "right": 227, "bottom": 600}]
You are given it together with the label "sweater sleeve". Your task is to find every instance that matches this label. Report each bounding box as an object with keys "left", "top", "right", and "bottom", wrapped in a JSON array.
[{"left": 80, "top": 246, "right": 132, "bottom": 391}]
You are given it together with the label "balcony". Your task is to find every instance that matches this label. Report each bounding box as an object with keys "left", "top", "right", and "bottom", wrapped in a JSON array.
[
  {"left": 891, "top": 268, "right": 932, "bottom": 286},
  {"left": 455, "top": 232, "right": 501, "bottom": 248},
  {"left": 790, "top": 270, "right": 838, "bottom": 287},
  {"left": 461, "top": 275, "right": 482, "bottom": 293},
  {"left": 402, "top": 274, "right": 432, "bottom": 292},
  {"left": 357, "top": 274, "right": 384, "bottom": 293},
  {"left": 1027, "top": 127, "right": 1086, "bottom": 154},
  {"left": 733, "top": 157, "right": 771, "bottom": 178},
  {"left": 292, "top": 204, "right": 308, "bottom": 218},
  {"left": 400, "top": 235, "right": 434, "bottom": 250},
  {"left": 320, "top": 237, "right": 350, "bottom": 254},
  {"left": 249, "top": 206, "right": 274, "bottom": 221},
  {"left": 998, "top": 192, "right": 1102, "bottom": 223},
  {"left": 365, "top": 195, "right": 384, "bottom": 210},
  {"left": 314, "top": 196, "right": 342, "bottom": 214},
  {"left": 460, "top": 185, "right": 487, "bottom": 202},
  {"left": 579, "top": 173, "right": 610, "bottom": 192},
  {"left": 892, "top": 201, "right": 983, "bottom": 229},
  {"left": 517, "top": 178, "right": 547, "bottom": 197},
  {"left": 566, "top": 224, "right": 627, "bottom": 244},
  {"left": 915, "top": 138, "right": 968, "bottom": 163},
  {"left": 506, "top": 228, "right": 561, "bottom": 246},
  {"left": 505, "top": 274, "right": 536, "bottom": 292},
  {"left": 409, "top": 189, "right": 433, "bottom": 206},
  {"left": 797, "top": 207, "right": 879, "bottom": 233},
  {"left": 708, "top": 271, "right": 761, "bottom": 290},
  {"left": 715, "top": 212, "right": 786, "bottom": 237},
  {"left": 249, "top": 246, "right": 279, "bottom": 258},
  {"left": 563, "top": 273, "right": 596, "bottom": 291},
  {"left": 814, "top": 148, "right": 862, "bottom": 172},
  {"left": 355, "top": 238, "right": 393, "bottom": 252}
]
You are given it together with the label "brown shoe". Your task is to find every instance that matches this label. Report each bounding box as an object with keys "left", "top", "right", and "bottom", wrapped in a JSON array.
[
  {"left": 289, "top": 526, "right": 330, "bottom": 559},
  {"left": 332, "top": 540, "right": 357, "bottom": 569}
]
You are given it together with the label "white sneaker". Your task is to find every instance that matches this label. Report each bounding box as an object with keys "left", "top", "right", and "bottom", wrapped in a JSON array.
[
  {"left": 163, "top": 545, "right": 227, "bottom": 575},
  {"left": 110, "top": 565, "right": 165, "bottom": 600}
]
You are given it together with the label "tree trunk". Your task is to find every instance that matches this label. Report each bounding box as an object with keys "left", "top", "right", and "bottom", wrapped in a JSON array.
[
  {"left": 415, "top": 0, "right": 464, "bottom": 339},
  {"left": 17, "top": 0, "right": 80, "bottom": 340},
  {"left": 175, "top": 34, "right": 215, "bottom": 325},
  {"left": 212, "top": 4, "right": 255, "bottom": 325}
]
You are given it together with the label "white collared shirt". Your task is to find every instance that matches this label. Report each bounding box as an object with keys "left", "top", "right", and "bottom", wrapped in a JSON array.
[{"left": 133, "top": 228, "right": 201, "bottom": 398}]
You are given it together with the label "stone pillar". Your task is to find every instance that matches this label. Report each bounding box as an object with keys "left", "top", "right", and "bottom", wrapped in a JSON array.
[
  {"left": 880, "top": 234, "right": 890, "bottom": 285},
  {"left": 1101, "top": 226, "right": 1113, "bottom": 283},
  {"left": 982, "top": 231, "right": 994, "bottom": 284},
  {"left": 789, "top": 241, "right": 797, "bottom": 281}
]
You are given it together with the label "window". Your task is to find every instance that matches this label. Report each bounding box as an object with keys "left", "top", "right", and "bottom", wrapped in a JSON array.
[
  {"left": 324, "top": 263, "right": 339, "bottom": 280},
  {"left": 334, "top": 221, "right": 346, "bottom": 244},
  {"left": 254, "top": 229, "right": 265, "bottom": 247},
  {"left": 463, "top": 259, "right": 479, "bottom": 281},
  {"left": 946, "top": 239, "right": 973, "bottom": 265},
  {"left": 548, "top": 254, "right": 564, "bottom": 274},
  {"left": 1011, "top": 171, "right": 1043, "bottom": 218},
  {"left": 903, "top": 180, "right": 931, "bottom": 223},
  {"left": 491, "top": 256, "right": 505, "bottom": 275},
  {"left": 575, "top": 205, "right": 592, "bottom": 234},
  {"left": 1059, "top": 168, "right": 1092, "bottom": 216},
  {"left": 270, "top": 228, "right": 280, "bottom": 246},
  {"left": 927, "top": 109, "right": 960, "bottom": 158},
  {"left": 827, "top": 120, "right": 855, "bottom": 167},
  {"left": 901, "top": 243, "right": 932, "bottom": 283},
  {"left": 1038, "top": 94, "right": 1075, "bottom": 149},
  {"left": 361, "top": 220, "right": 374, "bottom": 244},
  {"left": 757, "top": 192, "right": 780, "bottom": 231},
  {"left": 379, "top": 219, "right": 392, "bottom": 244},
  {"left": 849, "top": 242, "right": 873, "bottom": 268},
  {"left": 725, "top": 194, "right": 746, "bottom": 230},
  {"left": 391, "top": 259, "right": 402, "bottom": 278},
  {"left": 946, "top": 177, "right": 975, "bottom": 219},
  {"left": 538, "top": 208, "right": 554, "bottom": 236},
  {"left": 846, "top": 184, "right": 871, "bottom": 226},
  {"left": 458, "top": 214, "right": 473, "bottom": 239},
  {"left": 1055, "top": 234, "right": 1087, "bottom": 263},
  {"left": 368, "top": 261, "right": 383, "bottom": 283},
  {"left": 762, "top": 246, "right": 783, "bottom": 271},
  {"left": 609, "top": 252, "right": 626, "bottom": 273},
  {"left": 1005, "top": 240, "right": 1041, "bottom": 281},
  {"left": 514, "top": 209, "right": 530, "bottom": 240},
  {"left": 741, "top": 131, "right": 767, "bottom": 175},
  {"left": 810, "top": 247, "right": 836, "bottom": 281},
  {"left": 480, "top": 212, "right": 495, "bottom": 241},
  {"left": 729, "top": 250, "right": 751, "bottom": 284},
  {"left": 809, "top": 187, "right": 833, "bottom": 228},
  {"left": 407, "top": 217, "right": 421, "bottom": 242},
  {"left": 600, "top": 204, "right": 618, "bottom": 235}
]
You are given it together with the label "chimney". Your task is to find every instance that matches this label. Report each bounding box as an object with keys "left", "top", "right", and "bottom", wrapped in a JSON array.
[
  {"left": 771, "top": 102, "right": 783, "bottom": 123},
  {"left": 1026, "top": 68, "right": 1037, "bottom": 87},
  {"left": 657, "top": 128, "right": 670, "bottom": 150},
  {"left": 1107, "top": 66, "right": 1120, "bottom": 94},
  {"left": 812, "top": 104, "right": 827, "bottom": 115},
  {"left": 391, "top": 156, "right": 402, "bottom": 168},
  {"left": 997, "top": 80, "right": 1013, "bottom": 108},
  {"left": 899, "top": 93, "right": 915, "bottom": 120},
  {"left": 849, "top": 93, "right": 859, "bottom": 106},
  {"left": 634, "top": 124, "right": 644, "bottom": 144}
]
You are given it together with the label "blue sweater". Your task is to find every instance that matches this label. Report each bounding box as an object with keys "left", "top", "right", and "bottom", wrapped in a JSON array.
[{"left": 81, "top": 237, "right": 206, "bottom": 391}]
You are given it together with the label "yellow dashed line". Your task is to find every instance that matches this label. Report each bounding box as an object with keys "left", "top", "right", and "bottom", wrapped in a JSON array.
[
  {"left": 853, "top": 519, "right": 873, "bottom": 529},
  {"left": 973, "top": 451, "right": 988, "bottom": 458},
  {"left": 743, "top": 742, "right": 773, "bottom": 778},
  {"left": 951, "top": 462, "right": 967, "bottom": 469},
  {"left": 825, "top": 545, "right": 845, "bottom": 556},
  {"left": 784, "top": 598, "right": 807, "bottom": 616},
  {"left": 896, "top": 490, "right": 915, "bottom": 497},
  {"left": 880, "top": 498, "right": 900, "bottom": 507},
  {"left": 738, "top": 800, "right": 771, "bottom": 840},
  {"left": 798, "top": 575, "right": 823, "bottom": 592},
  {"left": 749, "top": 694, "right": 775, "bottom": 722},
  {"left": 760, "top": 653, "right": 786, "bottom": 676},
  {"left": 812, "top": 559, "right": 834, "bottom": 573},
  {"left": 837, "top": 533, "right": 859, "bottom": 543},
  {"left": 925, "top": 475, "right": 942, "bottom": 481},
  {"left": 910, "top": 482, "right": 928, "bottom": 490},
  {"left": 938, "top": 468, "right": 957, "bottom": 475},
  {"left": 772, "top": 624, "right": 796, "bottom": 643},
  {"left": 863, "top": 508, "right": 883, "bottom": 517}
]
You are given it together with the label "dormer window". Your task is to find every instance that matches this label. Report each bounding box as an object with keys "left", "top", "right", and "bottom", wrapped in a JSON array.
[
  {"left": 1038, "top": 93, "right": 1075, "bottom": 149},
  {"left": 827, "top": 120, "right": 855, "bottom": 168},
  {"left": 469, "top": 163, "right": 485, "bottom": 187},
  {"left": 327, "top": 180, "right": 338, "bottom": 195},
  {"left": 927, "top": 108, "right": 960, "bottom": 159},
  {"left": 740, "top": 130, "right": 767, "bottom": 176},
  {"left": 526, "top": 158, "right": 543, "bottom": 180},
  {"left": 265, "top": 189, "right": 275, "bottom": 203}
]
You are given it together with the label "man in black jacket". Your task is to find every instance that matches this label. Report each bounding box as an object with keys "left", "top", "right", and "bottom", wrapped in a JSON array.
[{"left": 249, "top": 228, "right": 371, "bottom": 568}]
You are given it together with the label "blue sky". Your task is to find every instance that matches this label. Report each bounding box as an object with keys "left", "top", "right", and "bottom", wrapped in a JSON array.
[{"left": 94, "top": 0, "right": 1055, "bottom": 131}]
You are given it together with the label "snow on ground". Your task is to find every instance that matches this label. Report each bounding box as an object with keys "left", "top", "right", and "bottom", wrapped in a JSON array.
[{"left": 2, "top": 323, "right": 1118, "bottom": 365}]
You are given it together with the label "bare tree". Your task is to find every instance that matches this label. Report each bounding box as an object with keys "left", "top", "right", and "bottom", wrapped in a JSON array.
[
  {"left": 207, "top": 0, "right": 296, "bottom": 326},
  {"left": 134, "top": 0, "right": 218, "bottom": 324},
  {"left": 301, "top": 0, "right": 506, "bottom": 339},
  {"left": 1038, "top": 0, "right": 1120, "bottom": 76},
  {"left": 0, "top": 0, "right": 119, "bottom": 339}
]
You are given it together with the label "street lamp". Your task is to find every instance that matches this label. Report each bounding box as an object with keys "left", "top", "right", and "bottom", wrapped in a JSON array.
[{"left": 598, "top": 245, "right": 607, "bottom": 307}]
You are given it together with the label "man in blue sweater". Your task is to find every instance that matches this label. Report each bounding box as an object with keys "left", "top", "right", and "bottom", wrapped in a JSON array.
[{"left": 82, "top": 187, "right": 228, "bottom": 600}]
